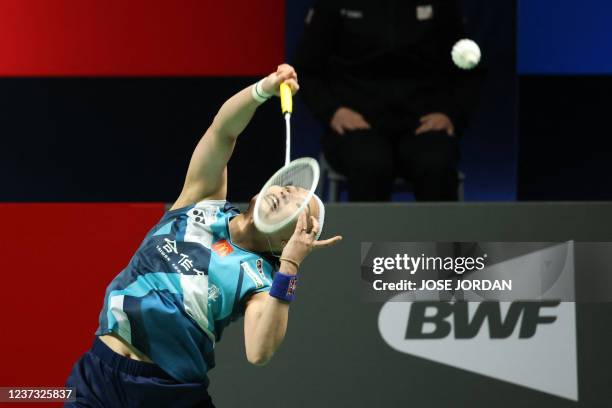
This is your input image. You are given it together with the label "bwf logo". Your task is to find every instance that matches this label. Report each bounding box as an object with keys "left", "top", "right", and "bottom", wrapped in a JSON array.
[
  {"left": 379, "top": 300, "right": 578, "bottom": 401},
  {"left": 405, "top": 301, "right": 558, "bottom": 339}
]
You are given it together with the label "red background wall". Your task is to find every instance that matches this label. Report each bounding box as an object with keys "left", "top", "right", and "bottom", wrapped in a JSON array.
[
  {"left": 0, "top": 1, "right": 285, "bottom": 403},
  {"left": 0, "top": 204, "right": 166, "bottom": 405},
  {"left": 0, "top": 0, "right": 284, "bottom": 76}
]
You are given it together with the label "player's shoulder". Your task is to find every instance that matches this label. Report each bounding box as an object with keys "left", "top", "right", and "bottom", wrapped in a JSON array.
[
  {"left": 145, "top": 199, "right": 237, "bottom": 237},
  {"left": 164, "top": 199, "right": 238, "bottom": 220}
]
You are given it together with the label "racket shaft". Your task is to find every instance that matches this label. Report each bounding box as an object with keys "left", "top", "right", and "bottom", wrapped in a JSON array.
[{"left": 285, "top": 114, "right": 291, "bottom": 165}]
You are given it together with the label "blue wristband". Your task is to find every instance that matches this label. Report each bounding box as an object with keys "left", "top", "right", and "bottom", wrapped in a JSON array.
[{"left": 269, "top": 272, "right": 298, "bottom": 302}]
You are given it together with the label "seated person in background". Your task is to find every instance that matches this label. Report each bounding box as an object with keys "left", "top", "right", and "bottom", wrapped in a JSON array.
[{"left": 294, "top": 0, "right": 482, "bottom": 201}]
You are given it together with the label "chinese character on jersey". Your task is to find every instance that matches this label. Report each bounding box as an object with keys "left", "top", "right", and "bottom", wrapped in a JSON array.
[
  {"left": 178, "top": 253, "right": 194, "bottom": 271},
  {"left": 208, "top": 284, "right": 220, "bottom": 302},
  {"left": 162, "top": 238, "right": 178, "bottom": 254}
]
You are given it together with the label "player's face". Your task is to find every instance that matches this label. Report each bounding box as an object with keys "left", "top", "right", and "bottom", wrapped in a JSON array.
[
  {"left": 256, "top": 186, "right": 320, "bottom": 252},
  {"left": 247, "top": 186, "right": 320, "bottom": 252},
  {"left": 261, "top": 185, "right": 312, "bottom": 224}
]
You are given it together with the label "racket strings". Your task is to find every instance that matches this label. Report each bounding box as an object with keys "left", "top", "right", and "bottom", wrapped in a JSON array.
[
  {"left": 254, "top": 158, "right": 320, "bottom": 234},
  {"left": 268, "top": 162, "right": 315, "bottom": 190}
]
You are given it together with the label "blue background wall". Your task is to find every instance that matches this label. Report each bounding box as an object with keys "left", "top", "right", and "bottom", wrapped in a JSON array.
[
  {"left": 518, "top": 0, "right": 612, "bottom": 74},
  {"left": 517, "top": 0, "right": 612, "bottom": 200}
]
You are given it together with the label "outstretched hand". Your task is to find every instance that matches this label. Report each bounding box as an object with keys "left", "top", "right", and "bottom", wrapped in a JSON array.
[
  {"left": 280, "top": 210, "right": 342, "bottom": 269},
  {"left": 261, "top": 64, "right": 300, "bottom": 96}
]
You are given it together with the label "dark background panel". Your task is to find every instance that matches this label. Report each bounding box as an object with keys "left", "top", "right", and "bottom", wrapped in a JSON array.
[
  {"left": 517, "top": 76, "right": 612, "bottom": 200},
  {"left": 209, "top": 203, "right": 612, "bottom": 407},
  {"left": 0, "top": 78, "right": 285, "bottom": 202}
]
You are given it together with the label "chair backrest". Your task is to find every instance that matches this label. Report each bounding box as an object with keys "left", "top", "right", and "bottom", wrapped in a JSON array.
[{"left": 319, "top": 153, "right": 346, "bottom": 182}]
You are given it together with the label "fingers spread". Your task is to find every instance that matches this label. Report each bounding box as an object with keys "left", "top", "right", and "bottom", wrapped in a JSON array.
[{"left": 313, "top": 235, "right": 343, "bottom": 249}]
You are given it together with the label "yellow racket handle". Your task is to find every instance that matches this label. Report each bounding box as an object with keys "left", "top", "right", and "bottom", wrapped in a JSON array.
[{"left": 280, "top": 82, "right": 293, "bottom": 114}]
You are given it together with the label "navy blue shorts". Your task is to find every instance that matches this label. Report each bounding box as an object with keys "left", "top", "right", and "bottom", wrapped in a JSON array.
[{"left": 65, "top": 337, "right": 215, "bottom": 407}]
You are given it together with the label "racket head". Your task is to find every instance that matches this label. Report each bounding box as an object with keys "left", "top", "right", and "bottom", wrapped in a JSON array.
[{"left": 253, "top": 157, "right": 320, "bottom": 235}]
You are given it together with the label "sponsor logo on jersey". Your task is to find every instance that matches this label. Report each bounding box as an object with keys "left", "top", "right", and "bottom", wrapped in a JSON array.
[
  {"left": 242, "top": 262, "right": 264, "bottom": 289},
  {"left": 212, "top": 239, "right": 233, "bottom": 257},
  {"left": 188, "top": 205, "right": 218, "bottom": 225},
  {"left": 256, "top": 259, "right": 265, "bottom": 279}
]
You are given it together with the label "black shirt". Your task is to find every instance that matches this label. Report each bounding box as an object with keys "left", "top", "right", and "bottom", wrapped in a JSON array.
[{"left": 293, "top": 0, "right": 482, "bottom": 131}]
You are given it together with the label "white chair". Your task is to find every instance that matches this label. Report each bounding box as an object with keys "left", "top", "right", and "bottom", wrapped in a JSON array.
[{"left": 317, "top": 153, "right": 465, "bottom": 202}]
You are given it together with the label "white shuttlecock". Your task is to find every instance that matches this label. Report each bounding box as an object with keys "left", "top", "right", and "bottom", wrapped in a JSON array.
[{"left": 451, "top": 39, "right": 481, "bottom": 70}]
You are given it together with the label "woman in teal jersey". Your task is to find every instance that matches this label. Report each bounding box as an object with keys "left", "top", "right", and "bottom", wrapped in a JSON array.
[{"left": 66, "top": 64, "right": 342, "bottom": 407}]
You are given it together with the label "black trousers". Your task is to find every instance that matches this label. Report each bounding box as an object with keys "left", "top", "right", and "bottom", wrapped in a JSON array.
[
  {"left": 65, "top": 338, "right": 215, "bottom": 408},
  {"left": 322, "top": 127, "right": 459, "bottom": 202}
]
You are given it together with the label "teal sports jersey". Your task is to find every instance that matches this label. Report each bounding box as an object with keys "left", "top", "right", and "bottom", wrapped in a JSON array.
[{"left": 95, "top": 200, "right": 276, "bottom": 384}]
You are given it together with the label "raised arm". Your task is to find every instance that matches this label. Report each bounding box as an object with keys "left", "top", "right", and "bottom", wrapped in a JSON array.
[
  {"left": 243, "top": 211, "right": 342, "bottom": 365},
  {"left": 171, "top": 64, "right": 299, "bottom": 210}
]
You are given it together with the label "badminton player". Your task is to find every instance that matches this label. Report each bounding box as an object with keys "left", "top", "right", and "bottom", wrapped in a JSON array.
[{"left": 65, "top": 64, "right": 342, "bottom": 407}]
